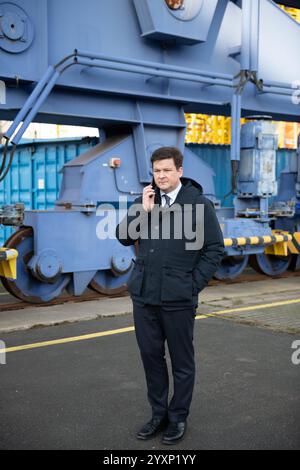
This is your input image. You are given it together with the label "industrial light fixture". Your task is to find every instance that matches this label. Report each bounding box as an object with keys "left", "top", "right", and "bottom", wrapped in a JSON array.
[
  {"left": 164, "top": 0, "right": 204, "bottom": 21},
  {"left": 165, "top": 0, "right": 184, "bottom": 11}
]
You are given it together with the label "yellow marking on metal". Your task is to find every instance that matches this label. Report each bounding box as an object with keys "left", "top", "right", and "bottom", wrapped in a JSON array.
[
  {"left": 273, "top": 235, "right": 285, "bottom": 242},
  {"left": 288, "top": 241, "right": 299, "bottom": 254},
  {"left": 1, "top": 298, "right": 300, "bottom": 355},
  {"left": 224, "top": 232, "right": 292, "bottom": 249},
  {"left": 266, "top": 239, "right": 288, "bottom": 256},
  {"left": 288, "top": 232, "right": 300, "bottom": 255},
  {"left": 224, "top": 231, "right": 292, "bottom": 253},
  {"left": 0, "top": 248, "right": 18, "bottom": 279},
  {"left": 265, "top": 244, "right": 288, "bottom": 256},
  {"left": 272, "top": 231, "right": 292, "bottom": 241},
  {"left": 265, "top": 231, "right": 293, "bottom": 256}
]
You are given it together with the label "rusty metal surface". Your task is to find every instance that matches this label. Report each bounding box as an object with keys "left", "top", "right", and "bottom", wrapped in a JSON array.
[{"left": 89, "top": 278, "right": 128, "bottom": 296}]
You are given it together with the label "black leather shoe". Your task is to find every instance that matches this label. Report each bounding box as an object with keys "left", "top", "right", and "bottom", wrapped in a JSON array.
[
  {"left": 136, "top": 417, "right": 168, "bottom": 440},
  {"left": 162, "top": 421, "right": 186, "bottom": 445}
]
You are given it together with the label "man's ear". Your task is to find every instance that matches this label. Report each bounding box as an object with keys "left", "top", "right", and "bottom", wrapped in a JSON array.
[{"left": 178, "top": 167, "right": 183, "bottom": 177}]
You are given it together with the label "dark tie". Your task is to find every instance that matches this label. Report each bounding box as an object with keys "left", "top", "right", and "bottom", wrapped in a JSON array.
[{"left": 163, "top": 194, "right": 171, "bottom": 207}]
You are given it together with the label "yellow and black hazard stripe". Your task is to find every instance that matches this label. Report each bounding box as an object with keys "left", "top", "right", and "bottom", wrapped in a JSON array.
[
  {"left": 287, "top": 232, "right": 300, "bottom": 255},
  {"left": 224, "top": 233, "right": 291, "bottom": 248}
]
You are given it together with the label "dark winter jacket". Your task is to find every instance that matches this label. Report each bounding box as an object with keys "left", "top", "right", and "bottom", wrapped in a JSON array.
[{"left": 116, "top": 177, "right": 224, "bottom": 307}]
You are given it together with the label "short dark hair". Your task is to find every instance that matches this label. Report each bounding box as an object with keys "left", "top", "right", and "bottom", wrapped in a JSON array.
[{"left": 151, "top": 147, "right": 183, "bottom": 170}]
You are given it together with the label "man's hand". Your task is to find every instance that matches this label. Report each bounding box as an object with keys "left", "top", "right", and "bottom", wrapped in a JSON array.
[{"left": 143, "top": 185, "right": 155, "bottom": 212}]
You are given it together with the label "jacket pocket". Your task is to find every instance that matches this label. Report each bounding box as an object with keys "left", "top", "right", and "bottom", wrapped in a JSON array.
[
  {"left": 161, "top": 267, "right": 193, "bottom": 302},
  {"left": 127, "top": 259, "right": 144, "bottom": 296}
]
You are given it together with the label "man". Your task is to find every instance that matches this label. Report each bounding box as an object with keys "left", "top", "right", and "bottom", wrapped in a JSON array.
[{"left": 116, "top": 147, "right": 224, "bottom": 445}]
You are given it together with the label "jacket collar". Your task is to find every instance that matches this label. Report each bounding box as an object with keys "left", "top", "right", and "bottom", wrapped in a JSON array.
[
  {"left": 153, "top": 178, "right": 200, "bottom": 206},
  {"left": 172, "top": 181, "right": 196, "bottom": 205},
  {"left": 160, "top": 182, "right": 182, "bottom": 205},
  {"left": 154, "top": 182, "right": 195, "bottom": 205}
]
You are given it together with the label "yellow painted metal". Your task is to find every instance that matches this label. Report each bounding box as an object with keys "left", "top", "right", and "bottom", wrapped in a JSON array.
[
  {"left": 265, "top": 231, "right": 292, "bottom": 256},
  {"left": 294, "top": 232, "right": 300, "bottom": 245},
  {"left": 279, "top": 5, "right": 300, "bottom": 24},
  {"left": 265, "top": 241, "right": 288, "bottom": 256},
  {"left": 287, "top": 232, "right": 300, "bottom": 255},
  {"left": 0, "top": 248, "right": 18, "bottom": 279},
  {"left": 185, "top": 114, "right": 242, "bottom": 145},
  {"left": 249, "top": 237, "right": 260, "bottom": 245},
  {"left": 224, "top": 232, "right": 292, "bottom": 251}
]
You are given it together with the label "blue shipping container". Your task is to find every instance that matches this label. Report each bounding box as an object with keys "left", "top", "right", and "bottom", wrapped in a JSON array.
[{"left": 0, "top": 137, "right": 98, "bottom": 245}]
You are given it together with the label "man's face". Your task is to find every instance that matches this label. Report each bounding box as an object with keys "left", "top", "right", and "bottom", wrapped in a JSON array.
[{"left": 153, "top": 158, "right": 183, "bottom": 193}]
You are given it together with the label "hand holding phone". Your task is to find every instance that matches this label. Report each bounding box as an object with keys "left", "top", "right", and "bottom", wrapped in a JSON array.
[{"left": 142, "top": 185, "right": 155, "bottom": 212}]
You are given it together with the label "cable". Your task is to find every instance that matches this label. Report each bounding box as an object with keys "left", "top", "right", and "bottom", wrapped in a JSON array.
[
  {"left": 0, "top": 145, "right": 17, "bottom": 183},
  {"left": 0, "top": 137, "right": 9, "bottom": 179},
  {"left": 223, "top": 161, "right": 239, "bottom": 201}
]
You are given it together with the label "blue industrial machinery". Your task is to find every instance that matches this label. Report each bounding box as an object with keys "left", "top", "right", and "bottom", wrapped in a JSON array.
[
  {"left": 271, "top": 132, "right": 300, "bottom": 271},
  {"left": 0, "top": 0, "right": 299, "bottom": 302}
]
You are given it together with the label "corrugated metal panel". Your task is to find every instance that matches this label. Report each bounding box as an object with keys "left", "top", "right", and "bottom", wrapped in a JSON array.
[
  {"left": 0, "top": 137, "right": 98, "bottom": 245},
  {"left": 187, "top": 144, "right": 233, "bottom": 206},
  {"left": 187, "top": 144, "right": 297, "bottom": 207}
]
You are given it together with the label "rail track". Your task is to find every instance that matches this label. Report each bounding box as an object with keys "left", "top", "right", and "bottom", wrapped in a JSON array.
[{"left": 0, "top": 269, "right": 299, "bottom": 312}]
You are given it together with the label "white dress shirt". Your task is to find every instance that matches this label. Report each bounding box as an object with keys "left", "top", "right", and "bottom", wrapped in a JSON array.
[{"left": 160, "top": 182, "right": 182, "bottom": 207}]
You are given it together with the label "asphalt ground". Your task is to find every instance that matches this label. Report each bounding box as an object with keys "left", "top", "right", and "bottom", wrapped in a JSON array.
[
  {"left": 0, "top": 307, "right": 299, "bottom": 450},
  {"left": 0, "top": 276, "right": 299, "bottom": 334}
]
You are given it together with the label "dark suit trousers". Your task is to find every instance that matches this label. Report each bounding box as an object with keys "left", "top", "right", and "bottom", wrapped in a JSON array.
[{"left": 133, "top": 302, "right": 196, "bottom": 423}]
